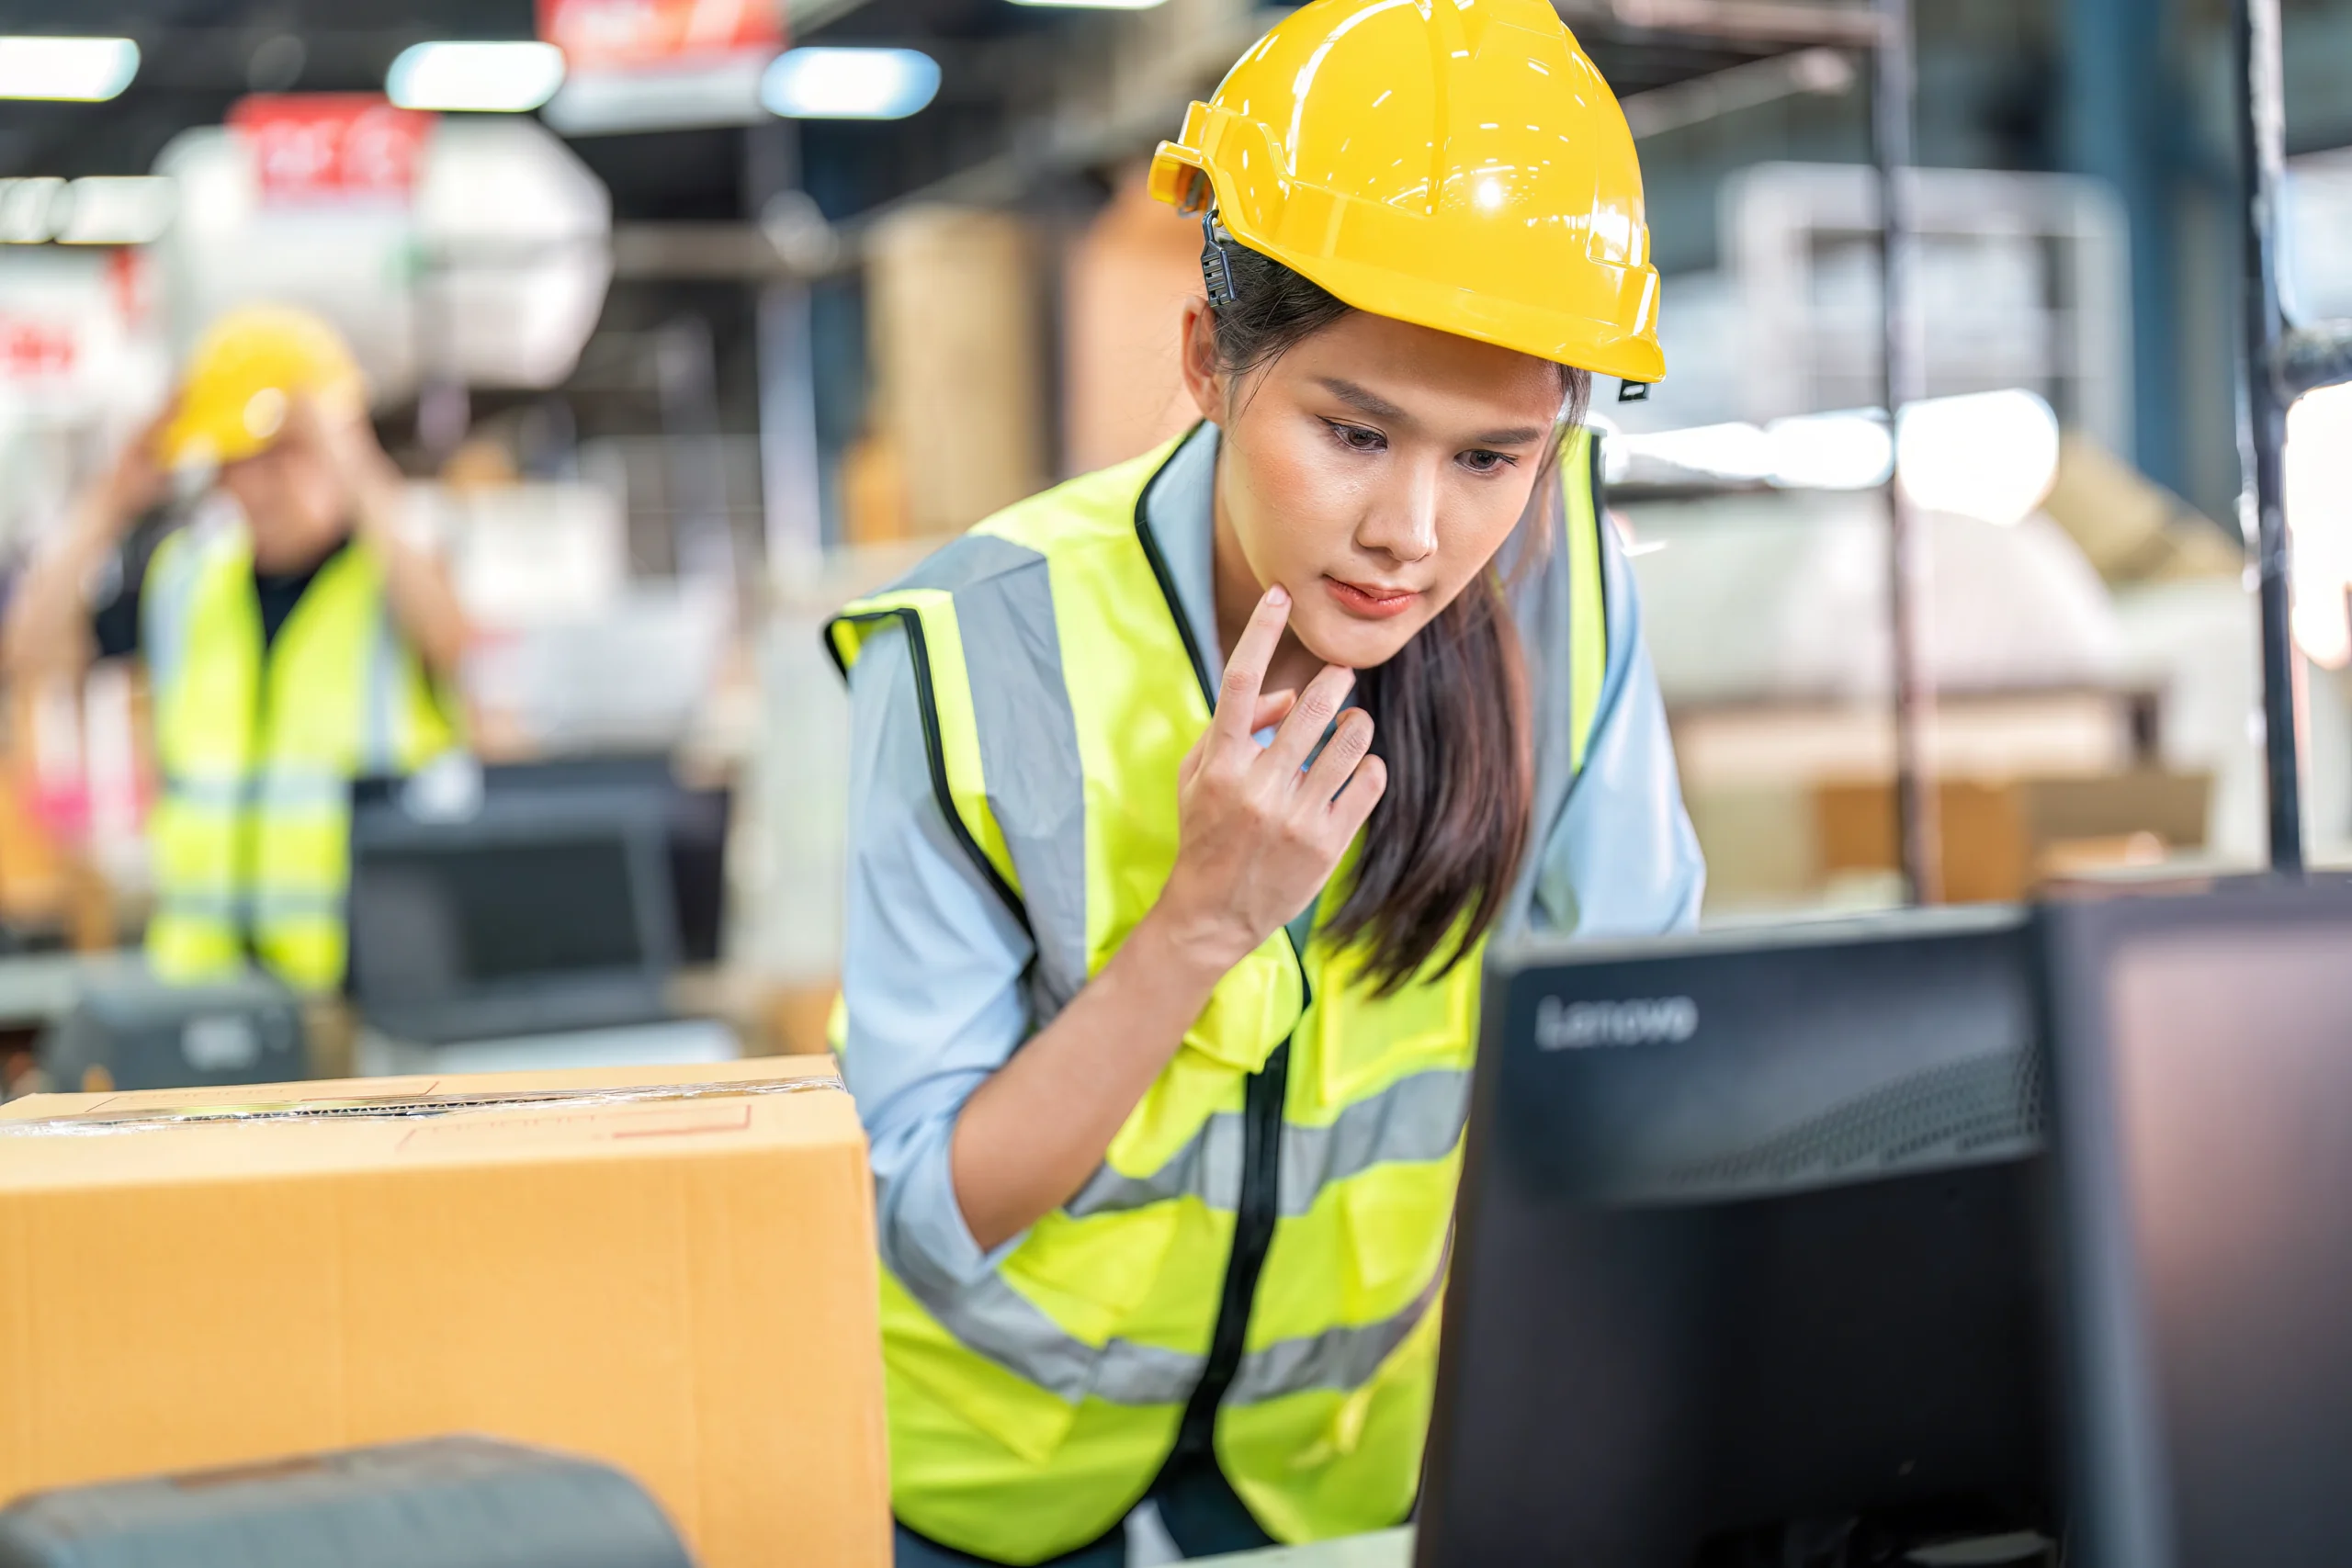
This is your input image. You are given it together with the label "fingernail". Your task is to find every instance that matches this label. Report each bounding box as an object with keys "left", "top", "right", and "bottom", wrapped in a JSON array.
[{"left": 1267, "top": 585, "right": 1289, "bottom": 608}]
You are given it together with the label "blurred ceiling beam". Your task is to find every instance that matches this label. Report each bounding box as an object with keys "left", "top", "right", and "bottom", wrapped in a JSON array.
[
  {"left": 1574, "top": 0, "right": 1888, "bottom": 48},
  {"left": 1618, "top": 45, "right": 1858, "bottom": 138}
]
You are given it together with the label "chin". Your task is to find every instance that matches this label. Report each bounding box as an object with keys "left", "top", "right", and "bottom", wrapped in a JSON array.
[{"left": 1291, "top": 603, "right": 1424, "bottom": 672}]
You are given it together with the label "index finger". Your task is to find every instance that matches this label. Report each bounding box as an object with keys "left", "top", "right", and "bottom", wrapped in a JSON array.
[{"left": 1214, "top": 586, "right": 1291, "bottom": 739}]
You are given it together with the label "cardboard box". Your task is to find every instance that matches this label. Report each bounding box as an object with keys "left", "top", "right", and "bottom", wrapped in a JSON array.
[
  {"left": 1815, "top": 771, "right": 2213, "bottom": 904},
  {"left": 0, "top": 1057, "right": 888, "bottom": 1568}
]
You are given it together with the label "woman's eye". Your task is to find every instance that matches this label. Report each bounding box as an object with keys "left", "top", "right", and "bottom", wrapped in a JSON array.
[
  {"left": 1327, "top": 421, "right": 1386, "bottom": 453},
  {"left": 1459, "top": 448, "right": 1514, "bottom": 475}
]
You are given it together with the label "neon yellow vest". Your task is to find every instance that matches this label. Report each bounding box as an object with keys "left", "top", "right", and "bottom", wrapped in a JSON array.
[
  {"left": 826, "top": 425, "right": 1610, "bottom": 1563},
  {"left": 142, "top": 519, "right": 458, "bottom": 991}
]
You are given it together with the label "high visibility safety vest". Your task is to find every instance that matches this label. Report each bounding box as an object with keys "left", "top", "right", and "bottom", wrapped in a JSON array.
[
  {"left": 826, "top": 423, "right": 1610, "bottom": 1563},
  {"left": 142, "top": 518, "right": 458, "bottom": 991}
]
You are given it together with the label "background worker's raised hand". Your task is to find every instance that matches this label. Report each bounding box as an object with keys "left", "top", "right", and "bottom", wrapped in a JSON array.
[
  {"left": 1163, "top": 585, "right": 1386, "bottom": 970},
  {"left": 0, "top": 403, "right": 178, "bottom": 680}
]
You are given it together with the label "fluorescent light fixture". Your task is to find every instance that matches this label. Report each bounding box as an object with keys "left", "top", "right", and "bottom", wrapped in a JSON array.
[
  {"left": 56, "top": 175, "right": 177, "bottom": 244},
  {"left": 0, "top": 36, "right": 140, "bottom": 102},
  {"left": 542, "top": 53, "right": 772, "bottom": 135},
  {"left": 0, "top": 178, "right": 66, "bottom": 243},
  {"left": 1895, "top": 389, "right": 2060, "bottom": 528},
  {"left": 388, "top": 40, "right": 566, "bottom": 113},
  {"left": 2288, "top": 382, "right": 2352, "bottom": 669},
  {"left": 761, "top": 48, "right": 940, "bottom": 120}
]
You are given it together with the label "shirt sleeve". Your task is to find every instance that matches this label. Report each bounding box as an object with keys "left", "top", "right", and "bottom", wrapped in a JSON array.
[
  {"left": 840, "top": 623, "right": 1040, "bottom": 1293},
  {"left": 87, "top": 513, "right": 169, "bottom": 662},
  {"left": 1530, "top": 512, "right": 1707, "bottom": 936}
]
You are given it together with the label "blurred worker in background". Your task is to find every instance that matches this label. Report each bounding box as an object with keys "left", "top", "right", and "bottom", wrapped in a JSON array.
[
  {"left": 828, "top": 0, "right": 1703, "bottom": 1562},
  {"left": 1, "top": 304, "right": 469, "bottom": 992}
]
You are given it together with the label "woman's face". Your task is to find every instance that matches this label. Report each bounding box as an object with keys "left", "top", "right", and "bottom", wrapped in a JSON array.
[{"left": 1183, "top": 301, "right": 1564, "bottom": 671}]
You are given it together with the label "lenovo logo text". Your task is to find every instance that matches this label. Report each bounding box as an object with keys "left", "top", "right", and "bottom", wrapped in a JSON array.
[{"left": 1535, "top": 995, "right": 1700, "bottom": 1051}]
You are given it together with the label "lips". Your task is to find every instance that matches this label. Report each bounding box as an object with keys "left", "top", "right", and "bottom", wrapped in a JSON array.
[{"left": 1324, "top": 576, "right": 1423, "bottom": 619}]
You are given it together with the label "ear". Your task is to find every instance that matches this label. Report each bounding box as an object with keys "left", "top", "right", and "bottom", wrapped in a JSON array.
[{"left": 1179, "top": 297, "right": 1224, "bottom": 426}]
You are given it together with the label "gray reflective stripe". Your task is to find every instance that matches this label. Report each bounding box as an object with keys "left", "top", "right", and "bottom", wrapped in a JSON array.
[
  {"left": 1503, "top": 429, "right": 1604, "bottom": 933},
  {"left": 1067, "top": 1111, "right": 1245, "bottom": 1218},
  {"left": 888, "top": 1252, "right": 1205, "bottom": 1407},
  {"left": 250, "top": 890, "right": 344, "bottom": 919},
  {"left": 1065, "top": 1068, "right": 1470, "bottom": 1221},
  {"left": 256, "top": 771, "right": 349, "bottom": 812},
  {"left": 1226, "top": 1252, "right": 1448, "bottom": 1404},
  {"left": 891, "top": 1251, "right": 1442, "bottom": 1409},
  {"left": 164, "top": 773, "right": 345, "bottom": 812},
  {"left": 153, "top": 893, "right": 240, "bottom": 919},
  {"left": 163, "top": 776, "right": 244, "bottom": 810},
  {"left": 141, "top": 530, "right": 212, "bottom": 703},
  {"left": 362, "top": 603, "right": 401, "bottom": 772},
  {"left": 899, "top": 534, "right": 1092, "bottom": 1020}
]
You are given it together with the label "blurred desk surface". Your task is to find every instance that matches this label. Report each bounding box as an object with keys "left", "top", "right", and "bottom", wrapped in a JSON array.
[{"left": 1201, "top": 1530, "right": 1411, "bottom": 1566}]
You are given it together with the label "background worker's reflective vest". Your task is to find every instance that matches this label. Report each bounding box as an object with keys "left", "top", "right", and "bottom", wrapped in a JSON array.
[
  {"left": 142, "top": 519, "right": 458, "bottom": 991},
  {"left": 825, "top": 424, "right": 1611, "bottom": 1563}
]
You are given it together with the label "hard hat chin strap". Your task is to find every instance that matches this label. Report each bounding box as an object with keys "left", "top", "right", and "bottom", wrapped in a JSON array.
[{"left": 1200, "top": 209, "right": 1243, "bottom": 310}]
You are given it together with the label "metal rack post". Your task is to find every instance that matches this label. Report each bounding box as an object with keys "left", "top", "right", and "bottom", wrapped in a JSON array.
[
  {"left": 1872, "top": 0, "right": 1939, "bottom": 902},
  {"left": 2232, "top": 0, "right": 2307, "bottom": 874}
]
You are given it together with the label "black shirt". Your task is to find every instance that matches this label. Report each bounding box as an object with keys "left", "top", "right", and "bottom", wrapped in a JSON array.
[{"left": 91, "top": 513, "right": 350, "bottom": 661}]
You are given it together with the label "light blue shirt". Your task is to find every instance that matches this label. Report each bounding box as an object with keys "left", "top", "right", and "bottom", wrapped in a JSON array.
[{"left": 840, "top": 425, "right": 1703, "bottom": 1295}]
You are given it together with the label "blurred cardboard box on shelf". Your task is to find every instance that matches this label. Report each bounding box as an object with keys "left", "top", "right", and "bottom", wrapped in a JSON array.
[
  {"left": 865, "top": 205, "right": 1046, "bottom": 536},
  {"left": 1816, "top": 771, "right": 2213, "bottom": 905},
  {"left": 0, "top": 1056, "right": 888, "bottom": 1568}
]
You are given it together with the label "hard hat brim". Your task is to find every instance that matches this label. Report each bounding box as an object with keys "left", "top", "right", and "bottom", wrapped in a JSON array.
[{"left": 1153, "top": 139, "right": 1666, "bottom": 386}]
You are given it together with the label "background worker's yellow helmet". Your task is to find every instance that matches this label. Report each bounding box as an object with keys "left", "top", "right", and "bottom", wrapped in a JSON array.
[
  {"left": 1149, "top": 0, "right": 1664, "bottom": 384},
  {"left": 160, "top": 304, "right": 368, "bottom": 468}
]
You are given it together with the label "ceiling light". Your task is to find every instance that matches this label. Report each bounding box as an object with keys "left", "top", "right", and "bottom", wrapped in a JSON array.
[
  {"left": 542, "top": 54, "right": 771, "bottom": 136},
  {"left": 387, "top": 40, "right": 566, "bottom": 114},
  {"left": 56, "top": 176, "right": 177, "bottom": 244},
  {"left": 0, "top": 37, "right": 141, "bottom": 102},
  {"left": 1894, "top": 389, "right": 2061, "bottom": 527},
  {"left": 761, "top": 49, "right": 940, "bottom": 120}
]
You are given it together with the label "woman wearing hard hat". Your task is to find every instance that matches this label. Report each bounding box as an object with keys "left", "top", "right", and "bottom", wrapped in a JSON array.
[
  {"left": 831, "top": 0, "right": 1702, "bottom": 1562},
  {"left": 2, "top": 304, "right": 468, "bottom": 991}
]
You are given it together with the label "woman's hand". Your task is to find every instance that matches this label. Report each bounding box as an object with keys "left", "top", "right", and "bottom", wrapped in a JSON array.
[{"left": 1156, "top": 585, "right": 1388, "bottom": 970}]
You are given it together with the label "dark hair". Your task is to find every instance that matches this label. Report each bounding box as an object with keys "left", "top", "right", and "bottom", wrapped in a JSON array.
[{"left": 1204, "top": 233, "right": 1592, "bottom": 992}]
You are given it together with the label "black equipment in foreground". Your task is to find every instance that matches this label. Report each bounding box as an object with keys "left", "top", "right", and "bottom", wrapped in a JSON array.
[
  {"left": 2043, "top": 875, "right": 2352, "bottom": 1568},
  {"left": 40, "top": 964, "right": 306, "bottom": 1093},
  {"left": 345, "top": 756, "right": 728, "bottom": 1045},
  {"left": 1421, "top": 907, "right": 2060, "bottom": 1568},
  {"left": 0, "top": 1437, "right": 693, "bottom": 1568}
]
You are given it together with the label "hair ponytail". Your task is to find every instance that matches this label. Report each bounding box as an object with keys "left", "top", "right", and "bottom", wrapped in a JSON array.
[{"left": 1204, "top": 234, "right": 1591, "bottom": 991}]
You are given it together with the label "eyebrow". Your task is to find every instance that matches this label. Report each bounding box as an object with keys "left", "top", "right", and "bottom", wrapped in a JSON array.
[{"left": 1316, "top": 376, "right": 1548, "bottom": 448}]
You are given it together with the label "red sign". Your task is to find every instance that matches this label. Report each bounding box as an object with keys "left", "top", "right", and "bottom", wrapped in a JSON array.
[
  {"left": 537, "top": 0, "right": 784, "bottom": 71},
  {"left": 0, "top": 316, "right": 75, "bottom": 380},
  {"left": 227, "top": 95, "right": 435, "bottom": 206}
]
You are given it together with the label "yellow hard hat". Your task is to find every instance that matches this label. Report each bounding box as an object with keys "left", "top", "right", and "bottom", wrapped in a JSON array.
[
  {"left": 161, "top": 304, "right": 368, "bottom": 468},
  {"left": 1149, "top": 0, "right": 1664, "bottom": 383}
]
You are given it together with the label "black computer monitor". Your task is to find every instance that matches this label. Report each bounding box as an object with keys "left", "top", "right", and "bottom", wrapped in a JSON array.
[
  {"left": 345, "top": 756, "right": 728, "bottom": 1044},
  {"left": 2041, "top": 875, "right": 2352, "bottom": 1568},
  {"left": 1422, "top": 907, "right": 2060, "bottom": 1568}
]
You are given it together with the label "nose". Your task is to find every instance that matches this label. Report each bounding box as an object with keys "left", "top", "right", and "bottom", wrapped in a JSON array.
[{"left": 1355, "top": 453, "right": 1440, "bottom": 565}]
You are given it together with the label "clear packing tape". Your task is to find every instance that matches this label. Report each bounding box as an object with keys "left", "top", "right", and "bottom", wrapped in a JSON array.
[{"left": 0, "top": 1076, "right": 840, "bottom": 1137}]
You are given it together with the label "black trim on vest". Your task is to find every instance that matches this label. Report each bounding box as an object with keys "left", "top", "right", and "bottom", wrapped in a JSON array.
[
  {"left": 1132, "top": 423, "right": 1218, "bottom": 707},
  {"left": 1585, "top": 429, "right": 1611, "bottom": 646},
  {"left": 1134, "top": 422, "right": 1304, "bottom": 1523},
  {"left": 825, "top": 606, "right": 1033, "bottom": 935}
]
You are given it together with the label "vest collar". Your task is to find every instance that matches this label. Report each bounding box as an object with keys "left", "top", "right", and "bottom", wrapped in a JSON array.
[{"left": 1134, "top": 422, "right": 1226, "bottom": 701}]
